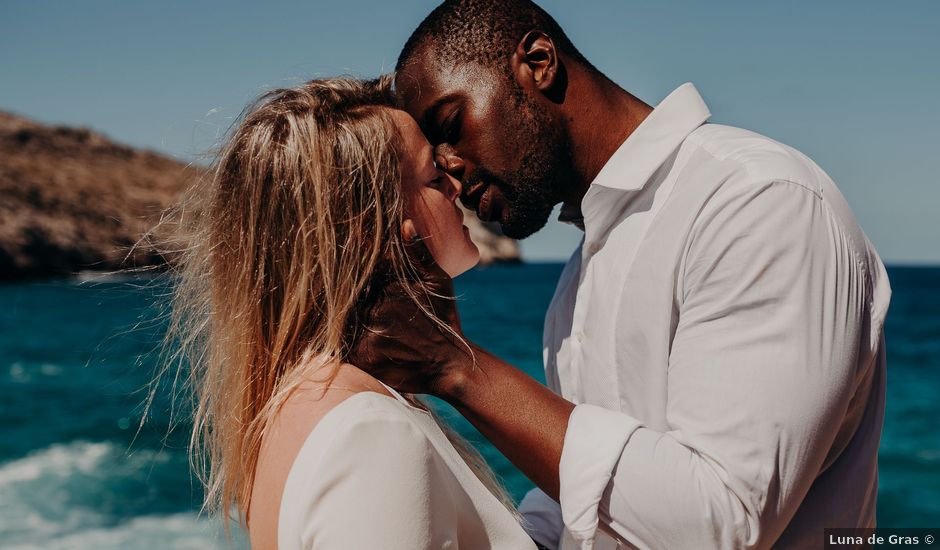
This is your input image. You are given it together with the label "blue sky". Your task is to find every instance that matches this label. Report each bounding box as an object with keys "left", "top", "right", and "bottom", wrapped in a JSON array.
[{"left": 2, "top": 0, "right": 937, "bottom": 263}]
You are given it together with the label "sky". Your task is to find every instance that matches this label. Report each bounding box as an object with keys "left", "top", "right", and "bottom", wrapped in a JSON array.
[{"left": 1, "top": 0, "right": 938, "bottom": 264}]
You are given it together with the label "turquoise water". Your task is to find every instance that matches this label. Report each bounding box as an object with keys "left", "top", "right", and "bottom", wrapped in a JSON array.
[{"left": 0, "top": 264, "right": 937, "bottom": 548}]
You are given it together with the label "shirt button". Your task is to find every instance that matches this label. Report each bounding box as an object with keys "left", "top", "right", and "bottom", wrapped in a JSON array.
[{"left": 575, "top": 331, "right": 585, "bottom": 343}]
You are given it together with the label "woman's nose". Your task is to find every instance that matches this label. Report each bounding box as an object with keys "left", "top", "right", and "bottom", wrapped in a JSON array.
[{"left": 447, "top": 174, "right": 462, "bottom": 201}]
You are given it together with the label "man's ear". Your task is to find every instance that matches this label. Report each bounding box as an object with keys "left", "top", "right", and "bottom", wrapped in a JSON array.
[{"left": 511, "top": 30, "right": 559, "bottom": 93}]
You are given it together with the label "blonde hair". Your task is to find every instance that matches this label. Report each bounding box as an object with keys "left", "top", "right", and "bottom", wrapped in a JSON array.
[{"left": 150, "top": 76, "right": 514, "bottom": 536}]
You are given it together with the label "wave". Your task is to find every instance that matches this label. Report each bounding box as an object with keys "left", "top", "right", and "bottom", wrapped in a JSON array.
[
  {"left": 0, "top": 440, "right": 247, "bottom": 549},
  {"left": 72, "top": 270, "right": 167, "bottom": 284},
  {"left": 4, "top": 512, "right": 246, "bottom": 550}
]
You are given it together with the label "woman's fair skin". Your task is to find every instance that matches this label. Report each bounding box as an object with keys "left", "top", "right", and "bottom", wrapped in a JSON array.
[
  {"left": 247, "top": 108, "right": 478, "bottom": 549},
  {"left": 395, "top": 109, "right": 480, "bottom": 276}
]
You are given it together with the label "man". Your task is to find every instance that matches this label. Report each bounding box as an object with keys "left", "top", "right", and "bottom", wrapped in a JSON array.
[{"left": 351, "top": 1, "right": 891, "bottom": 548}]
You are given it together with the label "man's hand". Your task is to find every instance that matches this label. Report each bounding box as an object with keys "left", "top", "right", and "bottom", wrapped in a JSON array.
[
  {"left": 345, "top": 238, "right": 472, "bottom": 396},
  {"left": 349, "top": 237, "right": 574, "bottom": 500}
]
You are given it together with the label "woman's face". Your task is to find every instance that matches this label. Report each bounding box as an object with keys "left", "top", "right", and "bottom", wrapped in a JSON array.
[{"left": 392, "top": 109, "right": 480, "bottom": 277}]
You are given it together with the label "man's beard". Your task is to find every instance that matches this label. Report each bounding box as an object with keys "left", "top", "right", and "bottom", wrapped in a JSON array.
[{"left": 480, "top": 89, "right": 575, "bottom": 240}]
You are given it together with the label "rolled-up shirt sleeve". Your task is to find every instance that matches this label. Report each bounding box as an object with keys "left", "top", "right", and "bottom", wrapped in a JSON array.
[
  {"left": 558, "top": 180, "right": 873, "bottom": 549},
  {"left": 559, "top": 405, "right": 641, "bottom": 546}
]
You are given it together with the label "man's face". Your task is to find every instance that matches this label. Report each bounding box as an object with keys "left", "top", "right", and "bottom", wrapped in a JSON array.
[{"left": 396, "top": 48, "right": 575, "bottom": 239}]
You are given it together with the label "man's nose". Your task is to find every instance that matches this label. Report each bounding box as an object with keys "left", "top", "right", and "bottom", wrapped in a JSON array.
[{"left": 434, "top": 143, "right": 466, "bottom": 181}]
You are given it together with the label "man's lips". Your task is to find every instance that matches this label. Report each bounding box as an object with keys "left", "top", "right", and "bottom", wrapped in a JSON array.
[
  {"left": 462, "top": 181, "right": 487, "bottom": 207},
  {"left": 462, "top": 180, "right": 499, "bottom": 222},
  {"left": 477, "top": 185, "right": 496, "bottom": 222},
  {"left": 461, "top": 181, "right": 485, "bottom": 215}
]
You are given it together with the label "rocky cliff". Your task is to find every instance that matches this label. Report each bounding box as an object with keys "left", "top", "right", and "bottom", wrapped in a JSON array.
[{"left": 0, "top": 112, "right": 519, "bottom": 281}]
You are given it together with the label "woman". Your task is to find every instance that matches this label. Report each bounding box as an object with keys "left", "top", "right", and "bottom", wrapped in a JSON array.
[{"left": 159, "top": 76, "right": 537, "bottom": 549}]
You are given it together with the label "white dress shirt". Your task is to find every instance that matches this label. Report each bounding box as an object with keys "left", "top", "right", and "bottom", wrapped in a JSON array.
[
  {"left": 279, "top": 386, "right": 536, "bottom": 549},
  {"left": 518, "top": 83, "right": 891, "bottom": 550}
]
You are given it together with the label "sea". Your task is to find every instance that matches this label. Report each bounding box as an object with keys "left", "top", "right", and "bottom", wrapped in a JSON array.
[{"left": 1, "top": 264, "right": 938, "bottom": 548}]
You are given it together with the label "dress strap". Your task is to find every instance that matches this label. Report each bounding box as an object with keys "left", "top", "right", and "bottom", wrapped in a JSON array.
[{"left": 376, "top": 380, "right": 410, "bottom": 405}]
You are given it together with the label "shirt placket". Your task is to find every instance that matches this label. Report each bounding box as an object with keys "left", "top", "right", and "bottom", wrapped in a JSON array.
[{"left": 568, "top": 239, "right": 608, "bottom": 404}]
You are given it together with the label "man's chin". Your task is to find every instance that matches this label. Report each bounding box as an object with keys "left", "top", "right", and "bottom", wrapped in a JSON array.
[{"left": 499, "top": 211, "right": 552, "bottom": 239}]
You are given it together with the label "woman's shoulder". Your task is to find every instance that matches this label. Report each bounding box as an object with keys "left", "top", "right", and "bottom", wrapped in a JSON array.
[
  {"left": 274, "top": 370, "right": 463, "bottom": 550},
  {"left": 290, "top": 390, "right": 433, "bottom": 471},
  {"left": 250, "top": 364, "right": 421, "bottom": 526},
  {"left": 276, "top": 364, "right": 434, "bottom": 473},
  {"left": 280, "top": 383, "right": 445, "bottom": 507},
  {"left": 302, "top": 387, "right": 421, "bottom": 439},
  {"left": 278, "top": 362, "right": 419, "bottom": 437},
  {"left": 271, "top": 362, "right": 395, "bottom": 432},
  {"left": 250, "top": 366, "right": 418, "bottom": 548}
]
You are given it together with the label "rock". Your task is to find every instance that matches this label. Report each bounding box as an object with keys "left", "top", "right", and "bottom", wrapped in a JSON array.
[
  {"left": 0, "top": 112, "right": 519, "bottom": 281},
  {"left": 462, "top": 211, "right": 522, "bottom": 265}
]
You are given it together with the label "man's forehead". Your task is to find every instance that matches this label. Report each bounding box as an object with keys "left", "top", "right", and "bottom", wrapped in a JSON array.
[{"left": 396, "top": 56, "right": 495, "bottom": 115}]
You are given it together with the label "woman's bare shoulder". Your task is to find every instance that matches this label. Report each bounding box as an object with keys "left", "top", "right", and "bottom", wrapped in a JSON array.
[
  {"left": 259, "top": 362, "right": 396, "bottom": 472},
  {"left": 247, "top": 362, "right": 396, "bottom": 548}
]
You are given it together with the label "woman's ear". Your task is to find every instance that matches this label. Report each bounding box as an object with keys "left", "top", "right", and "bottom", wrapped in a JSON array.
[{"left": 402, "top": 218, "right": 419, "bottom": 244}]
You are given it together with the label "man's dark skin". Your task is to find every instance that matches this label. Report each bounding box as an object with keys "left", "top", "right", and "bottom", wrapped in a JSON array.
[{"left": 348, "top": 32, "right": 652, "bottom": 501}]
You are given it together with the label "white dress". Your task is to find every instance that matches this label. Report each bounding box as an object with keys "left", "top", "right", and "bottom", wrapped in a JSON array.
[{"left": 278, "top": 383, "right": 537, "bottom": 550}]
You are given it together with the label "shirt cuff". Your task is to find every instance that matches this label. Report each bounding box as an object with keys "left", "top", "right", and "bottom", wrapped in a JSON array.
[
  {"left": 559, "top": 404, "right": 643, "bottom": 549},
  {"left": 519, "top": 487, "right": 564, "bottom": 549}
]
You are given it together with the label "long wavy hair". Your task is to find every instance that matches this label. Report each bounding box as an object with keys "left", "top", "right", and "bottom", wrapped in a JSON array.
[{"left": 149, "top": 76, "right": 514, "bottom": 535}]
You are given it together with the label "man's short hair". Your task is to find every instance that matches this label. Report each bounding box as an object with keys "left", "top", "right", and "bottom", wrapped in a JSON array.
[{"left": 397, "top": 0, "right": 594, "bottom": 78}]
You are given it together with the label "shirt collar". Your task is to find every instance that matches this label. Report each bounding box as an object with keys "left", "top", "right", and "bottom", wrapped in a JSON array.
[
  {"left": 559, "top": 83, "right": 711, "bottom": 228},
  {"left": 593, "top": 83, "right": 711, "bottom": 192}
]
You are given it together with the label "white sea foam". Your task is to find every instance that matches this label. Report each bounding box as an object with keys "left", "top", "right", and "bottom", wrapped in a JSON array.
[
  {"left": 72, "top": 270, "right": 157, "bottom": 284},
  {"left": 0, "top": 440, "right": 247, "bottom": 549},
  {"left": 6, "top": 361, "right": 65, "bottom": 383},
  {"left": 5, "top": 512, "right": 247, "bottom": 550},
  {"left": 0, "top": 441, "right": 110, "bottom": 485}
]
